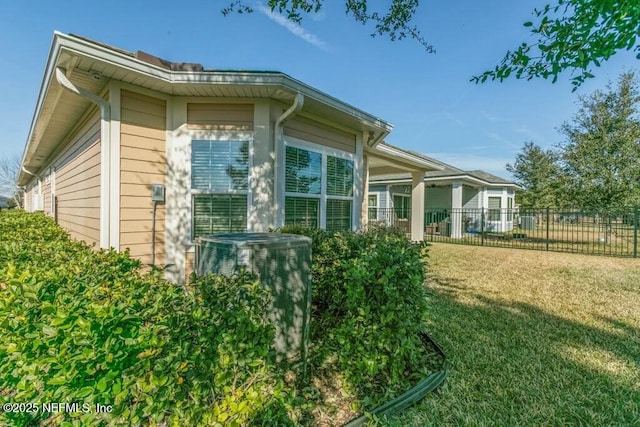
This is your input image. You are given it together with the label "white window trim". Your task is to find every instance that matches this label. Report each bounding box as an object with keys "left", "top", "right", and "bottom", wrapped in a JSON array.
[
  {"left": 284, "top": 136, "right": 356, "bottom": 230},
  {"left": 188, "top": 132, "right": 254, "bottom": 242}
]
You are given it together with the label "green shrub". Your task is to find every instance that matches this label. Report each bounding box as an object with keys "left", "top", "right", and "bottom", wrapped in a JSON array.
[
  {"left": 279, "top": 225, "right": 431, "bottom": 408},
  {"left": 0, "top": 211, "right": 295, "bottom": 426}
]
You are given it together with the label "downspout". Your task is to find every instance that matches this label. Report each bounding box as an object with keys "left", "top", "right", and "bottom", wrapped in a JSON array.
[
  {"left": 55, "top": 67, "right": 111, "bottom": 248},
  {"left": 21, "top": 166, "right": 36, "bottom": 177},
  {"left": 274, "top": 93, "right": 304, "bottom": 228}
]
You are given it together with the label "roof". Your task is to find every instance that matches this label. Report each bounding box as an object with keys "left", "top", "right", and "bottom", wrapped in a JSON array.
[
  {"left": 370, "top": 143, "right": 517, "bottom": 188},
  {"left": 20, "top": 32, "right": 394, "bottom": 185}
]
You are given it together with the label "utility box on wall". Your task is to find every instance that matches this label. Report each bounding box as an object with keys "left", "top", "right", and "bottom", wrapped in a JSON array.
[{"left": 195, "top": 233, "right": 312, "bottom": 365}]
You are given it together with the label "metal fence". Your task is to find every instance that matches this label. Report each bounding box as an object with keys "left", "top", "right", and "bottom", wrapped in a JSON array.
[{"left": 369, "top": 207, "right": 640, "bottom": 258}]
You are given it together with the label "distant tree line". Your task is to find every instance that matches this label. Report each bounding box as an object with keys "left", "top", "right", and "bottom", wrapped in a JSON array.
[{"left": 508, "top": 71, "right": 640, "bottom": 212}]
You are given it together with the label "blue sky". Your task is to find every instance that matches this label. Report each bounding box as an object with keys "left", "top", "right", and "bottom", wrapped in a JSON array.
[{"left": 1, "top": 0, "right": 638, "bottom": 184}]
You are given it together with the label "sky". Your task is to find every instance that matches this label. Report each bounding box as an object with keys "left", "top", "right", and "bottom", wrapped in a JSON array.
[{"left": 0, "top": 0, "right": 638, "bottom": 190}]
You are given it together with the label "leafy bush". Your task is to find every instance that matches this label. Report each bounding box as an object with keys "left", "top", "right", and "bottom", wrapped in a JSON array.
[
  {"left": 0, "top": 211, "right": 295, "bottom": 426},
  {"left": 279, "top": 225, "right": 432, "bottom": 407}
]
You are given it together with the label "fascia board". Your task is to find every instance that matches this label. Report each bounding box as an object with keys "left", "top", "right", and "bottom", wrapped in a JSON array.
[
  {"left": 56, "top": 33, "right": 393, "bottom": 132},
  {"left": 375, "top": 144, "right": 445, "bottom": 171}
]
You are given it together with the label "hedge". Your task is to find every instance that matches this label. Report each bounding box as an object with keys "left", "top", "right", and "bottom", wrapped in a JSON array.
[{"left": 0, "top": 211, "right": 294, "bottom": 426}]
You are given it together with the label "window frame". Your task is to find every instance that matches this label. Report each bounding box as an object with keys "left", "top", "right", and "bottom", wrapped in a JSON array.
[
  {"left": 393, "top": 193, "right": 411, "bottom": 220},
  {"left": 488, "top": 196, "right": 502, "bottom": 222},
  {"left": 283, "top": 136, "right": 356, "bottom": 231},
  {"left": 189, "top": 137, "right": 253, "bottom": 240}
]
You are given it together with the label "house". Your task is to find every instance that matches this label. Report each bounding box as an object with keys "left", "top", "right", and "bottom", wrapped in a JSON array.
[
  {"left": 369, "top": 144, "right": 518, "bottom": 237},
  {"left": 19, "top": 32, "right": 444, "bottom": 284}
]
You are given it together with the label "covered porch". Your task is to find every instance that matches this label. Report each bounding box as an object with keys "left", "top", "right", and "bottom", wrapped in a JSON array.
[{"left": 363, "top": 143, "right": 443, "bottom": 241}]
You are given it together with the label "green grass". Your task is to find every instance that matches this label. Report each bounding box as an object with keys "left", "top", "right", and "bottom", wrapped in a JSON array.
[{"left": 389, "top": 243, "right": 640, "bottom": 426}]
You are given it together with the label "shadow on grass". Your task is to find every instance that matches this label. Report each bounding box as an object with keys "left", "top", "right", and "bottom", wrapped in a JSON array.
[{"left": 389, "top": 275, "right": 640, "bottom": 426}]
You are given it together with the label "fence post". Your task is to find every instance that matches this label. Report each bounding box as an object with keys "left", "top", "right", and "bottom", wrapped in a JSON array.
[
  {"left": 481, "top": 208, "right": 485, "bottom": 246},
  {"left": 634, "top": 207, "right": 639, "bottom": 258},
  {"left": 546, "top": 208, "right": 550, "bottom": 251}
]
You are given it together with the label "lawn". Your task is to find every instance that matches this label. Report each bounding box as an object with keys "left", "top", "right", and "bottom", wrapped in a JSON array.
[{"left": 390, "top": 243, "right": 640, "bottom": 426}]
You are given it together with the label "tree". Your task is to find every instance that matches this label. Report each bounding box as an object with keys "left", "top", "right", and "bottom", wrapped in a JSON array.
[
  {"left": 506, "top": 141, "right": 566, "bottom": 207},
  {"left": 222, "top": 0, "right": 435, "bottom": 52},
  {"left": 473, "top": 0, "right": 640, "bottom": 90},
  {"left": 0, "top": 153, "right": 23, "bottom": 209},
  {"left": 559, "top": 71, "right": 640, "bottom": 211},
  {"left": 224, "top": 1, "right": 639, "bottom": 88}
]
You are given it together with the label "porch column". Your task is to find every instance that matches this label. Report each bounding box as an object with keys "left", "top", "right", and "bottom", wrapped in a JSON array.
[
  {"left": 411, "top": 171, "right": 425, "bottom": 241},
  {"left": 451, "top": 181, "right": 463, "bottom": 238}
]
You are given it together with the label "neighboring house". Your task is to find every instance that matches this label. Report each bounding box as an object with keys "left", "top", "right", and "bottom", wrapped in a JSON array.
[
  {"left": 19, "top": 32, "right": 443, "bottom": 284},
  {"left": 369, "top": 144, "right": 518, "bottom": 237}
]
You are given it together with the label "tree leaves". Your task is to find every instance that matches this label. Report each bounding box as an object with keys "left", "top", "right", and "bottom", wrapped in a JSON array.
[
  {"left": 222, "top": 0, "right": 436, "bottom": 52},
  {"left": 473, "top": 0, "right": 640, "bottom": 90},
  {"left": 508, "top": 72, "right": 640, "bottom": 210}
]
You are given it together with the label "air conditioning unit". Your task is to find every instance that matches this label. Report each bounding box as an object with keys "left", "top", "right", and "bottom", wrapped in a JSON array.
[{"left": 195, "top": 233, "right": 312, "bottom": 365}]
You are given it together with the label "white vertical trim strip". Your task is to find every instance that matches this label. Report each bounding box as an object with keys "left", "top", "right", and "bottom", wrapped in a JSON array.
[
  {"left": 354, "top": 134, "right": 364, "bottom": 231},
  {"left": 109, "top": 83, "right": 121, "bottom": 250}
]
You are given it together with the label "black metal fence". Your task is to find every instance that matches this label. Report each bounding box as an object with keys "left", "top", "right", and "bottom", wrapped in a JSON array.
[{"left": 369, "top": 207, "right": 640, "bottom": 258}]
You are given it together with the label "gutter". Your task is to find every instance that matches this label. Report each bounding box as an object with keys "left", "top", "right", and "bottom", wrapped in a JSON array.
[
  {"left": 274, "top": 94, "right": 304, "bottom": 228},
  {"left": 55, "top": 67, "right": 111, "bottom": 249}
]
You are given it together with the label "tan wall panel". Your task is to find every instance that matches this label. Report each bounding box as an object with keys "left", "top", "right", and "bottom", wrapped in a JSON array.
[
  {"left": 43, "top": 181, "right": 51, "bottom": 215},
  {"left": 123, "top": 243, "right": 165, "bottom": 265},
  {"left": 121, "top": 220, "right": 165, "bottom": 233},
  {"left": 122, "top": 109, "right": 165, "bottom": 130},
  {"left": 284, "top": 115, "right": 356, "bottom": 153},
  {"left": 119, "top": 90, "right": 166, "bottom": 265},
  {"left": 55, "top": 143, "right": 101, "bottom": 177},
  {"left": 121, "top": 132, "right": 165, "bottom": 150},
  {"left": 121, "top": 183, "right": 152, "bottom": 197},
  {"left": 121, "top": 159, "right": 165, "bottom": 175},
  {"left": 121, "top": 171, "right": 165, "bottom": 186},
  {"left": 57, "top": 213, "right": 100, "bottom": 228},
  {"left": 185, "top": 251, "right": 195, "bottom": 283},
  {"left": 121, "top": 231, "right": 165, "bottom": 246},
  {"left": 120, "top": 196, "right": 159, "bottom": 209},
  {"left": 55, "top": 176, "right": 101, "bottom": 195},
  {"left": 24, "top": 188, "right": 32, "bottom": 211},
  {"left": 54, "top": 111, "right": 101, "bottom": 247},
  {"left": 120, "top": 146, "right": 166, "bottom": 163},
  {"left": 121, "top": 123, "right": 165, "bottom": 141},
  {"left": 55, "top": 197, "right": 100, "bottom": 209},
  {"left": 187, "top": 103, "right": 254, "bottom": 130},
  {"left": 121, "top": 208, "right": 165, "bottom": 221}
]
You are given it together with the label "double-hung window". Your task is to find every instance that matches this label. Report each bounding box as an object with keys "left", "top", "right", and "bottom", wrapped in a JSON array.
[
  {"left": 284, "top": 143, "right": 354, "bottom": 231},
  {"left": 191, "top": 140, "right": 249, "bottom": 238},
  {"left": 488, "top": 196, "right": 502, "bottom": 221}
]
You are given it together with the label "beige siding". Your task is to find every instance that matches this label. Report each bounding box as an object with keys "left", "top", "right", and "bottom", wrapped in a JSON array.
[
  {"left": 24, "top": 186, "right": 33, "bottom": 211},
  {"left": 185, "top": 251, "right": 195, "bottom": 284},
  {"left": 120, "top": 90, "right": 167, "bottom": 265},
  {"left": 43, "top": 177, "right": 51, "bottom": 216},
  {"left": 187, "top": 103, "right": 254, "bottom": 130},
  {"left": 284, "top": 115, "right": 356, "bottom": 153},
  {"left": 54, "top": 112, "right": 101, "bottom": 245}
]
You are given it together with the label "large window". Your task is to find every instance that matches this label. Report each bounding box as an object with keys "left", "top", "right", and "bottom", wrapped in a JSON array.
[
  {"left": 191, "top": 140, "right": 249, "bottom": 238},
  {"left": 284, "top": 144, "right": 354, "bottom": 231},
  {"left": 488, "top": 196, "right": 502, "bottom": 221},
  {"left": 368, "top": 194, "right": 378, "bottom": 221},
  {"left": 393, "top": 194, "right": 411, "bottom": 220}
]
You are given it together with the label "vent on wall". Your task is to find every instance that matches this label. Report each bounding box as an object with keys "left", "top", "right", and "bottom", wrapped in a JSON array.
[{"left": 195, "top": 233, "right": 312, "bottom": 365}]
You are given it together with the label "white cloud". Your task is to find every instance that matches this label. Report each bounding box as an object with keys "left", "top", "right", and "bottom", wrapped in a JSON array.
[{"left": 257, "top": 4, "right": 329, "bottom": 51}]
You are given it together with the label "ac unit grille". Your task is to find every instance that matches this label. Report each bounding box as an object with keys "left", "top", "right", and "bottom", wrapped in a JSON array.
[{"left": 195, "top": 233, "right": 311, "bottom": 363}]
